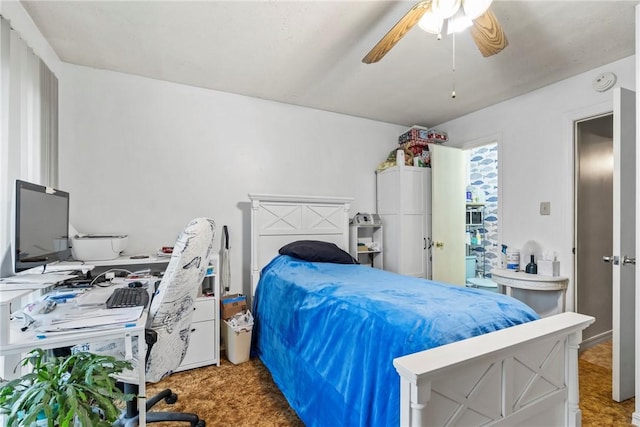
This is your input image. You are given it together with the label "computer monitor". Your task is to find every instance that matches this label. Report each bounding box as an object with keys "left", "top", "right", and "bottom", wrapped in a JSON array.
[{"left": 13, "top": 179, "right": 71, "bottom": 273}]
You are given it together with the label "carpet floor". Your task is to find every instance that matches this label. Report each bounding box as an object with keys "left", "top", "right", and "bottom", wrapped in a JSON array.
[
  {"left": 580, "top": 341, "right": 634, "bottom": 427},
  {"left": 144, "top": 342, "right": 633, "bottom": 426},
  {"left": 145, "top": 352, "right": 303, "bottom": 426}
]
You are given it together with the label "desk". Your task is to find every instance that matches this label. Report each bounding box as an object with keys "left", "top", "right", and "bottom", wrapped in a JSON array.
[
  {"left": 91, "top": 254, "right": 221, "bottom": 371},
  {"left": 492, "top": 268, "right": 568, "bottom": 317},
  {"left": 0, "top": 284, "right": 150, "bottom": 426}
]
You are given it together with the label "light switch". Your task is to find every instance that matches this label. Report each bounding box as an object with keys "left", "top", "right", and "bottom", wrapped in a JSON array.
[{"left": 540, "top": 202, "right": 551, "bottom": 215}]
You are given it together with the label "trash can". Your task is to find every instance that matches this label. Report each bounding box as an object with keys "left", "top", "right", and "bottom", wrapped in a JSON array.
[{"left": 222, "top": 311, "right": 253, "bottom": 365}]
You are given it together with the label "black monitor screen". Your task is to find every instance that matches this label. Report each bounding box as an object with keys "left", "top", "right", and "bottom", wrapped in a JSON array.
[{"left": 14, "top": 180, "right": 71, "bottom": 273}]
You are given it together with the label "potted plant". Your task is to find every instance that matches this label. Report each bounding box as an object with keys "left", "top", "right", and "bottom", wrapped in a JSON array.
[{"left": 0, "top": 348, "right": 134, "bottom": 427}]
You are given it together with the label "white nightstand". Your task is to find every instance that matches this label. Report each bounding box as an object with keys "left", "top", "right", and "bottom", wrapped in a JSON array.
[{"left": 492, "top": 268, "right": 568, "bottom": 318}]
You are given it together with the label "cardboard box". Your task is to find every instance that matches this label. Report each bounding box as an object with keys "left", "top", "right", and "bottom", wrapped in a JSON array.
[
  {"left": 220, "top": 294, "right": 247, "bottom": 319},
  {"left": 538, "top": 260, "right": 560, "bottom": 277}
]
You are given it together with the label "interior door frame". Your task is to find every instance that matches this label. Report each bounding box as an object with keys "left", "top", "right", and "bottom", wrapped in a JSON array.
[
  {"left": 460, "top": 133, "right": 504, "bottom": 271},
  {"left": 565, "top": 101, "right": 612, "bottom": 314},
  {"left": 573, "top": 111, "right": 614, "bottom": 347}
]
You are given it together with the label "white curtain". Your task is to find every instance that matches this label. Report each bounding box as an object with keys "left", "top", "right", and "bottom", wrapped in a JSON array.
[{"left": 0, "top": 15, "right": 58, "bottom": 277}]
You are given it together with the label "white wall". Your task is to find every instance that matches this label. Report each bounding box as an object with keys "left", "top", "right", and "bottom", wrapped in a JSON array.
[
  {"left": 436, "top": 55, "right": 636, "bottom": 311},
  {"left": 59, "top": 64, "right": 404, "bottom": 294}
]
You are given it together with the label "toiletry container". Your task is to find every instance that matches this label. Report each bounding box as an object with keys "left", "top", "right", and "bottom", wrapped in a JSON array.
[
  {"left": 506, "top": 248, "right": 520, "bottom": 271},
  {"left": 525, "top": 254, "right": 538, "bottom": 274}
]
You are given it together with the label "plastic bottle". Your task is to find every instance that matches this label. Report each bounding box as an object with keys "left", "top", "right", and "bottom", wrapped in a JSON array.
[
  {"left": 506, "top": 248, "right": 520, "bottom": 271},
  {"left": 466, "top": 186, "right": 473, "bottom": 203},
  {"left": 501, "top": 244, "right": 507, "bottom": 268}
]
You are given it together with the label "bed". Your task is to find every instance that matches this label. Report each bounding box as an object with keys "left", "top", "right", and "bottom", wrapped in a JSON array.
[{"left": 249, "top": 193, "right": 594, "bottom": 427}]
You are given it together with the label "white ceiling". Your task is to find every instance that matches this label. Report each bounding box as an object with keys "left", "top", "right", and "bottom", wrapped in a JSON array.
[{"left": 20, "top": 0, "right": 637, "bottom": 127}]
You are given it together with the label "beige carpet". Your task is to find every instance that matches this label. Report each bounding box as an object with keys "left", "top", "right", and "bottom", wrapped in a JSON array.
[
  {"left": 145, "top": 353, "right": 303, "bottom": 426},
  {"left": 580, "top": 341, "right": 635, "bottom": 427},
  {"left": 144, "top": 343, "right": 634, "bottom": 426}
]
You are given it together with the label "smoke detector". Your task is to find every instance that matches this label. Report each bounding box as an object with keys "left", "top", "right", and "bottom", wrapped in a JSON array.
[{"left": 592, "top": 72, "right": 617, "bottom": 92}]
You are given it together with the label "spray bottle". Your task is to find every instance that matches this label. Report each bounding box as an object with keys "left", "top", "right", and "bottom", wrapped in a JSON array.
[{"left": 501, "top": 244, "right": 507, "bottom": 268}]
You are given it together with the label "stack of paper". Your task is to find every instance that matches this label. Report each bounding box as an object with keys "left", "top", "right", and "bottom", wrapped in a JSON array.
[
  {"left": 36, "top": 306, "right": 143, "bottom": 332},
  {"left": 0, "top": 273, "right": 79, "bottom": 290}
]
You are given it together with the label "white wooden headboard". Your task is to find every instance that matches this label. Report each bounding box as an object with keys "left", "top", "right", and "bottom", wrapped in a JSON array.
[{"left": 249, "top": 193, "right": 353, "bottom": 296}]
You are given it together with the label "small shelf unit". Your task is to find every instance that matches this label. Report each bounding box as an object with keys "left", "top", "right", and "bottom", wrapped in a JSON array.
[
  {"left": 466, "top": 203, "right": 486, "bottom": 278},
  {"left": 349, "top": 224, "right": 383, "bottom": 269}
]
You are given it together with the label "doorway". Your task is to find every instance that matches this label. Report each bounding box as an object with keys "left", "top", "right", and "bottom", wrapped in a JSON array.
[
  {"left": 465, "top": 142, "right": 499, "bottom": 280},
  {"left": 575, "top": 113, "right": 613, "bottom": 347}
]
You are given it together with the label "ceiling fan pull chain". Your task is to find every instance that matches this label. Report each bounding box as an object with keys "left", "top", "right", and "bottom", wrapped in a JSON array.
[{"left": 451, "top": 33, "right": 456, "bottom": 99}]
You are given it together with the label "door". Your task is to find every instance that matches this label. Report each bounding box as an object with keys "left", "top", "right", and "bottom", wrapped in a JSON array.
[
  {"left": 430, "top": 144, "right": 466, "bottom": 285},
  {"left": 611, "top": 87, "right": 636, "bottom": 402}
]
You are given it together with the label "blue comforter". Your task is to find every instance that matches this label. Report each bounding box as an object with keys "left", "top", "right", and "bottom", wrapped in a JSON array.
[{"left": 252, "top": 255, "right": 539, "bottom": 427}]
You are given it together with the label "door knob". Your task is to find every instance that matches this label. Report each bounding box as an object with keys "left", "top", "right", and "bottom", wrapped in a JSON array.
[
  {"left": 435, "top": 241, "right": 444, "bottom": 248},
  {"left": 622, "top": 256, "right": 636, "bottom": 265},
  {"left": 603, "top": 256, "right": 620, "bottom": 265}
]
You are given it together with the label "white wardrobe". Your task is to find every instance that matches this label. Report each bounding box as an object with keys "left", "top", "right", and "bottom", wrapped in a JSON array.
[{"left": 376, "top": 164, "right": 432, "bottom": 278}]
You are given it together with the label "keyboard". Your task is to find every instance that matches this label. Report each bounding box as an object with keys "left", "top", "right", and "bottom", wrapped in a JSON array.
[{"left": 106, "top": 287, "right": 149, "bottom": 309}]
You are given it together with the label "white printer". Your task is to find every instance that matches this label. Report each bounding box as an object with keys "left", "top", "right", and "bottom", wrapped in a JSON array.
[{"left": 71, "top": 234, "right": 128, "bottom": 261}]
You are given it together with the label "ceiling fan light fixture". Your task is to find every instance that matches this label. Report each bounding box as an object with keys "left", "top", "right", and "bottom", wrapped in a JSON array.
[
  {"left": 461, "top": 0, "right": 493, "bottom": 20},
  {"left": 418, "top": 11, "right": 444, "bottom": 34},
  {"left": 447, "top": 8, "right": 473, "bottom": 34},
  {"left": 431, "top": 0, "right": 462, "bottom": 19},
  {"left": 362, "top": 0, "right": 507, "bottom": 64}
]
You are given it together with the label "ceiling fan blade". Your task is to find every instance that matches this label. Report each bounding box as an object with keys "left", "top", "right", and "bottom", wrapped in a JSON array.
[
  {"left": 362, "top": 0, "right": 431, "bottom": 64},
  {"left": 470, "top": 8, "right": 508, "bottom": 57}
]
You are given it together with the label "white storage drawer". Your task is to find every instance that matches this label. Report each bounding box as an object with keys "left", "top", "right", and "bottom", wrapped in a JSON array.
[
  {"left": 177, "top": 319, "right": 216, "bottom": 371},
  {"left": 175, "top": 291, "right": 220, "bottom": 370},
  {"left": 192, "top": 297, "right": 216, "bottom": 323}
]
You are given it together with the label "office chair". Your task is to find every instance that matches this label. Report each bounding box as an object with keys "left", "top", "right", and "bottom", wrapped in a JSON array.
[{"left": 114, "top": 217, "right": 216, "bottom": 427}]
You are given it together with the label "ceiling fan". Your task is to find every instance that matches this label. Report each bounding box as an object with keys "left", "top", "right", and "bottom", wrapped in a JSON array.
[{"left": 362, "top": 0, "right": 508, "bottom": 64}]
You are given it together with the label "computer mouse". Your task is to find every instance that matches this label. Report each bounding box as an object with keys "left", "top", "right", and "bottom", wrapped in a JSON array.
[{"left": 128, "top": 281, "right": 144, "bottom": 288}]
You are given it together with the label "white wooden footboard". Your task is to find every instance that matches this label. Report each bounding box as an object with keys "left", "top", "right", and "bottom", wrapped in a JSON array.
[{"left": 394, "top": 312, "right": 595, "bottom": 427}]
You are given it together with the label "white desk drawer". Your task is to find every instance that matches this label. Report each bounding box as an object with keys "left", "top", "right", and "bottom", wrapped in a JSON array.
[{"left": 192, "top": 297, "right": 216, "bottom": 323}]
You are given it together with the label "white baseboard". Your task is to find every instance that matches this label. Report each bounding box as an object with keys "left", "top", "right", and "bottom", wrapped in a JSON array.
[{"left": 579, "top": 330, "right": 612, "bottom": 352}]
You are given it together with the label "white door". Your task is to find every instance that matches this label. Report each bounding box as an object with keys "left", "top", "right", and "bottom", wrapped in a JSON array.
[
  {"left": 430, "top": 144, "right": 466, "bottom": 285},
  {"left": 611, "top": 87, "right": 636, "bottom": 402}
]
